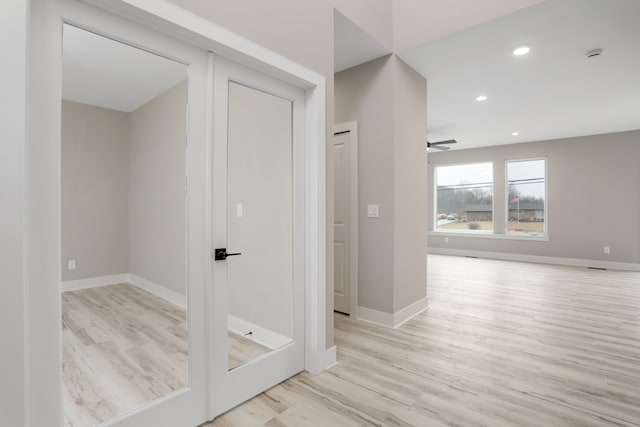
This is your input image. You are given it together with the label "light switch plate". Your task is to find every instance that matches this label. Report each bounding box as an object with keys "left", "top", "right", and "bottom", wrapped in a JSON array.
[
  {"left": 236, "top": 203, "right": 243, "bottom": 218},
  {"left": 367, "top": 204, "right": 379, "bottom": 218}
]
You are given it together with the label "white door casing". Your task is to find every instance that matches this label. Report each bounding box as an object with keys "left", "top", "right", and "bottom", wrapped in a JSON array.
[{"left": 333, "top": 122, "right": 359, "bottom": 316}]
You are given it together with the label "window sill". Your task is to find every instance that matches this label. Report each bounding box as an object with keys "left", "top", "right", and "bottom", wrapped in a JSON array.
[{"left": 428, "top": 230, "right": 550, "bottom": 242}]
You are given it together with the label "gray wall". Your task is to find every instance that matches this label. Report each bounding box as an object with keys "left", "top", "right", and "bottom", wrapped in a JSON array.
[
  {"left": 61, "top": 101, "right": 130, "bottom": 281},
  {"left": 392, "top": 56, "right": 428, "bottom": 311},
  {"left": 0, "top": 2, "right": 28, "bottom": 424},
  {"left": 61, "top": 81, "right": 187, "bottom": 296},
  {"left": 335, "top": 54, "right": 428, "bottom": 315},
  {"left": 427, "top": 130, "right": 640, "bottom": 265},
  {"left": 129, "top": 81, "right": 187, "bottom": 296}
]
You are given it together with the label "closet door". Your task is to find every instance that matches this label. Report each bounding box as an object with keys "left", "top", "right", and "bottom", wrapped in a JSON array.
[{"left": 210, "top": 56, "right": 306, "bottom": 416}]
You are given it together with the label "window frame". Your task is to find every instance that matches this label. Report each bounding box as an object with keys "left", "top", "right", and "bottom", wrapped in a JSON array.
[
  {"left": 504, "top": 157, "right": 548, "bottom": 237},
  {"left": 433, "top": 161, "right": 495, "bottom": 234}
]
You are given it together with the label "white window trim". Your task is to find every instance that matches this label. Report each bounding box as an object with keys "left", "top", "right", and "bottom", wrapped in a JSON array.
[
  {"left": 433, "top": 161, "right": 495, "bottom": 233},
  {"left": 429, "top": 230, "right": 550, "bottom": 242}
]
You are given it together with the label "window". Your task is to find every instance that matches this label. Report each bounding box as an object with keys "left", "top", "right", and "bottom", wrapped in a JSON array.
[
  {"left": 435, "top": 162, "right": 493, "bottom": 232},
  {"left": 507, "top": 159, "right": 546, "bottom": 235}
]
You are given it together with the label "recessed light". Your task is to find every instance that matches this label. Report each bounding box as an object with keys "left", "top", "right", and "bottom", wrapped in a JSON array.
[
  {"left": 475, "top": 95, "right": 488, "bottom": 102},
  {"left": 513, "top": 46, "right": 530, "bottom": 56},
  {"left": 512, "top": 132, "right": 520, "bottom": 136}
]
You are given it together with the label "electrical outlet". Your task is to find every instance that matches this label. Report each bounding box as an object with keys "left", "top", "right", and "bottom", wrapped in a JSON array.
[
  {"left": 68, "top": 260, "right": 76, "bottom": 270},
  {"left": 603, "top": 246, "right": 610, "bottom": 254}
]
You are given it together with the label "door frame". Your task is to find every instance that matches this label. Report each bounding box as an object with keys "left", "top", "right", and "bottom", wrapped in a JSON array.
[
  {"left": 26, "top": 0, "right": 331, "bottom": 425},
  {"left": 333, "top": 121, "right": 359, "bottom": 318}
]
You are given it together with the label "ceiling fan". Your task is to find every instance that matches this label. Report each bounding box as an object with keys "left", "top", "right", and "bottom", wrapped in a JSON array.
[{"left": 427, "top": 139, "right": 457, "bottom": 151}]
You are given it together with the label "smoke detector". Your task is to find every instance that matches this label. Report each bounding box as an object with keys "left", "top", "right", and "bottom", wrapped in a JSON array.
[{"left": 585, "top": 48, "right": 603, "bottom": 58}]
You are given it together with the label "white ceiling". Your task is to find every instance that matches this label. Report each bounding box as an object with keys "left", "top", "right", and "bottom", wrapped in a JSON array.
[
  {"left": 392, "top": 0, "right": 543, "bottom": 51},
  {"left": 65, "top": 1, "right": 640, "bottom": 147},
  {"left": 62, "top": 24, "right": 187, "bottom": 113},
  {"left": 334, "top": 11, "right": 392, "bottom": 73},
  {"left": 398, "top": 0, "right": 640, "bottom": 151}
]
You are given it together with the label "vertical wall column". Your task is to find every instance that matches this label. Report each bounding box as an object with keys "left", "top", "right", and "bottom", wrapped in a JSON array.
[
  {"left": 335, "top": 54, "right": 427, "bottom": 326},
  {"left": 392, "top": 57, "right": 428, "bottom": 315},
  {"left": 0, "top": 1, "right": 28, "bottom": 425}
]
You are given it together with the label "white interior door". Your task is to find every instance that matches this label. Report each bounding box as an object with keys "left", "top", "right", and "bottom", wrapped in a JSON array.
[
  {"left": 211, "top": 57, "right": 306, "bottom": 417},
  {"left": 37, "top": 1, "right": 210, "bottom": 425},
  {"left": 333, "top": 122, "right": 358, "bottom": 316}
]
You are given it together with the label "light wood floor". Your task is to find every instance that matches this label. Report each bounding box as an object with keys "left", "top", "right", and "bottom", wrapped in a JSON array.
[
  {"left": 63, "top": 283, "right": 273, "bottom": 426},
  {"left": 62, "top": 283, "right": 189, "bottom": 427},
  {"left": 229, "top": 331, "right": 272, "bottom": 370},
  {"left": 207, "top": 255, "right": 640, "bottom": 426}
]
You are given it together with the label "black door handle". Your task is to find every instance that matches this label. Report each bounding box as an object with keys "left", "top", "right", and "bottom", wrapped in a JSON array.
[{"left": 214, "top": 248, "right": 242, "bottom": 261}]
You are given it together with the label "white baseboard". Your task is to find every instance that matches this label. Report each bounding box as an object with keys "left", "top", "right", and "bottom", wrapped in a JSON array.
[
  {"left": 428, "top": 247, "right": 640, "bottom": 271},
  {"left": 356, "top": 306, "right": 393, "bottom": 328},
  {"left": 129, "top": 274, "right": 186, "bottom": 309},
  {"left": 62, "top": 273, "right": 187, "bottom": 309},
  {"left": 61, "top": 274, "right": 130, "bottom": 292},
  {"left": 305, "top": 345, "right": 337, "bottom": 375},
  {"left": 322, "top": 346, "right": 337, "bottom": 370},
  {"left": 227, "top": 314, "right": 292, "bottom": 350},
  {"left": 393, "top": 296, "right": 429, "bottom": 328},
  {"left": 357, "top": 296, "right": 429, "bottom": 329}
]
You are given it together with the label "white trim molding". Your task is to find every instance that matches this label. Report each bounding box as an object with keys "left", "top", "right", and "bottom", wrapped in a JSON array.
[
  {"left": 429, "top": 230, "right": 549, "bottom": 242},
  {"left": 322, "top": 346, "right": 337, "bottom": 370},
  {"left": 393, "top": 297, "right": 430, "bottom": 328},
  {"left": 356, "top": 306, "right": 393, "bottom": 328},
  {"left": 61, "top": 273, "right": 188, "bottom": 309},
  {"left": 429, "top": 247, "right": 640, "bottom": 272},
  {"left": 227, "top": 315, "right": 292, "bottom": 350},
  {"left": 357, "top": 296, "right": 429, "bottom": 329},
  {"left": 61, "top": 274, "right": 130, "bottom": 292},
  {"left": 129, "top": 274, "right": 187, "bottom": 309}
]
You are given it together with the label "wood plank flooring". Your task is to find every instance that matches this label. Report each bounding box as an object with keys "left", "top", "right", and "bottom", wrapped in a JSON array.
[
  {"left": 229, "top": 331, "right": 272, "bottom": 370},
  {"left": 63, "top": 283, "right": 275, "bottom": 426},
  {"left": 62, "top": 283, "right": 189, "bottom": 427},
  {"left": 206, "top": 255, "right": 640, "bottom": 426}
]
